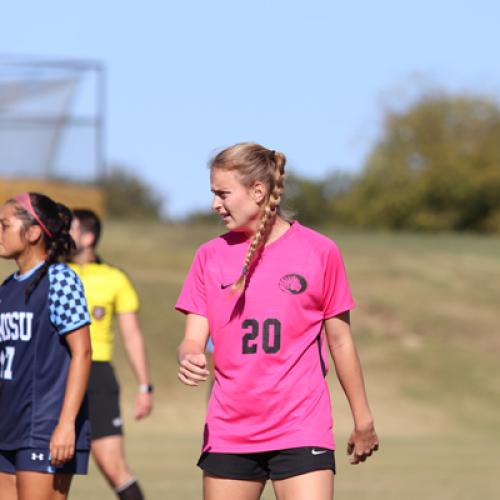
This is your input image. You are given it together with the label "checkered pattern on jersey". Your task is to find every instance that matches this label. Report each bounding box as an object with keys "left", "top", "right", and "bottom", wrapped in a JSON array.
[{"left": 49, "top": 264, "right": 91, "bottom": 334}]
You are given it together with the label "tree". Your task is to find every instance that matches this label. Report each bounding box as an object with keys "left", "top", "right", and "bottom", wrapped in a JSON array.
[
  {"left": 283, "top": 171, "right": 356, "bottom": 226},
  {"left": 100, "top": 166, "right": 164, "bottom": 220},
  {"left": 342, "top": 92, "right": 500, "bottom": 231},
  {"left": 283, "top": 172, "right": 329, "bottom": 226}
]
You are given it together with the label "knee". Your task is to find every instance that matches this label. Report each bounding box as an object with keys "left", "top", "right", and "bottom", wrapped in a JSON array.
[{"left": 95, "top": 455, "right": 132, "bottom": 487}]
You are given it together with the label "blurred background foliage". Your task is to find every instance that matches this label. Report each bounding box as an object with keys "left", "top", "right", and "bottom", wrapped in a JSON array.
[
  {"left": 339, "top": 92, "right": 500, "bottom": 232},
  {"left": 170, "top": 91, "right": 500, "bottom": 232},
  {"left": 100, "top": 166, "right": 164, "bottom": 220}
]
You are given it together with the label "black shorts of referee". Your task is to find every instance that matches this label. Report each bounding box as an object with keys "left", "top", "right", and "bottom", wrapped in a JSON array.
[{"left": 87, "top": 361, "right": 123, "bottom": 440}]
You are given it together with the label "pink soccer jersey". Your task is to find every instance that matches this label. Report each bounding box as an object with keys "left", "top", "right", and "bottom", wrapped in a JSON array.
[{"left": 176, "top": 222, "right": 355, "bottom": 453}]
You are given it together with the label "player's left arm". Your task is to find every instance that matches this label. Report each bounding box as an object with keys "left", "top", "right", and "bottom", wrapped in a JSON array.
[
  {"left": 117, "top": 311, "right": 153, "bottom": 420},
  {"left": 325, "top": 311, "right": 379, "bottom": 465},
  {"left": 50, "top": 325, "right": 92, "bottom": 467}
]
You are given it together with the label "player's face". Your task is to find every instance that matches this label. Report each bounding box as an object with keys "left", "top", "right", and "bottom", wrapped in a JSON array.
[
  {"left": 70, "top": 218, "right": 84, "bottom": 252},
  {"left": 210, "top": 169, "right": 266, "bottom": 235},
  {"left": 0, "top": 203, "right": 28, "bottom": 259},
  {"left": 70, "top": 218, "right": 95, "bottom": 255}
]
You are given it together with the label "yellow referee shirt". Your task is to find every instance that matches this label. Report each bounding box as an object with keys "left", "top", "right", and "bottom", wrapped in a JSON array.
[{"left": 69, "top": 262, "right": 139, "bottom": 362}]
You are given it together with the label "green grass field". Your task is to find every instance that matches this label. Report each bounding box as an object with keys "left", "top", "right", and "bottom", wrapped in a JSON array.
[{"left": 1, "top": 222, "right": 499, "bottom": 499}]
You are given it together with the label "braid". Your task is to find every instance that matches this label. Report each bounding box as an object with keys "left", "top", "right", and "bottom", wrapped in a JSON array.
[{"left": 232, "top": 150, "right": 286, "bottom": 292}]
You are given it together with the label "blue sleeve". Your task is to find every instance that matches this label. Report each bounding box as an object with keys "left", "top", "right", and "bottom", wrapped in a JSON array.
[
  {"left": 48, "top": 264, "right": 91, "bottom": 335},
  {"left": 206, "top": 337, "right": 214, "bottom": 353}
]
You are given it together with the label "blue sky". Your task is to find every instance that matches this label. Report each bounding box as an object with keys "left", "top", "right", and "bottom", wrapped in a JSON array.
[{"left": 1, "top": 1, "right": 499, "bottom": 217}]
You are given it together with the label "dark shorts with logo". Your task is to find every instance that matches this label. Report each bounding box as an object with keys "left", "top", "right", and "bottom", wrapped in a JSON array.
[
  {"left": 87, "top": 361, "right": 123, "bottom": 440},
  {"left": 0, "top": 448, "right": 89, "bottom": 475},
  {"left": 198, "top": 447, "right": 335, "bottom": 480}
]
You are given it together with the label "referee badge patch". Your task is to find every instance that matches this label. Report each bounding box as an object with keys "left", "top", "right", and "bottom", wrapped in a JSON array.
[{"left": 92, "top": 306, "right": 106, "bottom": 320}]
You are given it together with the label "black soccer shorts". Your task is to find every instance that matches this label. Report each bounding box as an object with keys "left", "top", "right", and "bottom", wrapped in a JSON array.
[
  {"left": 87, "top": 361, "right": 123, "bottom": 440},
  {"left": 198, "top": 447, "right": 335, "bottom": 480}
]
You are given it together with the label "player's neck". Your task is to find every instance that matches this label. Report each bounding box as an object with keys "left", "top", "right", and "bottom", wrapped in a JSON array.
[
  {"left": 16, "top": 247, "right": 47, "bottom": 275},
  {"left": 265, "top": 216, "right": 291, "bottom": 246},
  {"left": 72, "top": 247, "right": 98, "bottom": 265}
]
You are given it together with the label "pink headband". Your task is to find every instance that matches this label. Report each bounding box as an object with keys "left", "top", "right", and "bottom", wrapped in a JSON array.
[{"left": 13, "top": 193, "right": 54, "bottom": 238}]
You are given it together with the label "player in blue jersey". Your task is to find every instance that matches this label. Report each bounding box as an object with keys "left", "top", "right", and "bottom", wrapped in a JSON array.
[{"left": 0, "top": 192, "right": 92, "bottom": 500}]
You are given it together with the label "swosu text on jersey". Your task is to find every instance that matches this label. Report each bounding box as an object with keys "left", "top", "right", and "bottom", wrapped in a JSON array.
[{"left": 0, "top": 311, "right": 34, "bottom": 380}]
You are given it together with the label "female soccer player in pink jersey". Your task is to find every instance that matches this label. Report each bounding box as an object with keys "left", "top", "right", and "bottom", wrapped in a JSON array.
[{"left": 176, "top": 143, "right": 378, "bottom": 500}]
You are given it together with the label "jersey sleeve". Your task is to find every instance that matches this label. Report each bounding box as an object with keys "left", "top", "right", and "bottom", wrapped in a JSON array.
[
  {"left": 175, "top": 247, "right": 208, "bottom": 317},
  {"left": 49, "top": 264, "right": 91, "bottom": 335},
  {"left": 114, "top": 270, "right": 140, "bottom": 314},
  {"left": 322, "top": 242, "right": 356, "bottom": 319}
]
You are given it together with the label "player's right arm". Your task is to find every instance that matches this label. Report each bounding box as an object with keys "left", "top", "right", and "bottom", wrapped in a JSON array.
[
  {"left": 177, "top": 313, "right": 210, "bottom": 386},
  {"left": 50, "top": 324, "right": 92, "bottom": 467}
]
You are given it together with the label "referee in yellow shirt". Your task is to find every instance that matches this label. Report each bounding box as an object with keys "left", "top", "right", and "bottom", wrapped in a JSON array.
[{"left": 70, "top": 209, "right": 152, "bottom": 500}]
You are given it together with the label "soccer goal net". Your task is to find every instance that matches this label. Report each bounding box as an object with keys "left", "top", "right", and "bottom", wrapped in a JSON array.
[{"left": 0, "top": 55, "right": 105, "bottom": 182}]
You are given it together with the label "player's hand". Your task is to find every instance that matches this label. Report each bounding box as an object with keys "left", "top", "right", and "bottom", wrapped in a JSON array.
[
  {"left": 49, "top": 421, "right": 75, "bottom": 467},
  {"left": 178, "top": 353, "right": 209, "bottom": 386},
  {"left": 347, "top": 423, "right": 379, "bottom": 465},
  {"left": 135, "top": 392, "right": 153, "bottom": 420}
]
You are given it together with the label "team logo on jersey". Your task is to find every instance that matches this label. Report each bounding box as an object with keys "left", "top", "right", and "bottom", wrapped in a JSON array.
[
  {"left": 279, "top": 274, "right": 307, "bottom": 295},
  {"left": 92, "top": 306, "right": 106, "bottom": 320}
]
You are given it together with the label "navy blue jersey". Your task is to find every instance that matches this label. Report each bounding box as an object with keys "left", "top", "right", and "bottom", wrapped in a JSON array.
[{"left": 0, "top": 262, "right": 91, "bottom": 450}]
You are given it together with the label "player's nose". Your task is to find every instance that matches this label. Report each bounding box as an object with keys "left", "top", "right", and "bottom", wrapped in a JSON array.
[{"left": 211, "top": 195, "right": 222, "bottom": 212}]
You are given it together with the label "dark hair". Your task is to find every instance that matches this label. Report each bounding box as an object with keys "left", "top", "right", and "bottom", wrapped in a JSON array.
[
  {"left": 9, "top": 192, "right": 75, "bottom": 300},
  {"left": 72, "top": 208, "right": 102, "bottom": 248}
]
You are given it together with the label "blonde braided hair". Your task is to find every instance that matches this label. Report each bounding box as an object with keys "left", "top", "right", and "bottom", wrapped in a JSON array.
[{"left": 209, "top": 143, "right": 287, "bottom": 292}]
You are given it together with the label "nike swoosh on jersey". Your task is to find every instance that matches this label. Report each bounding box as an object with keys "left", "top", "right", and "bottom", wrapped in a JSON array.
[{"left": 220, "top": 283, "right": 233, "bottom": 290}]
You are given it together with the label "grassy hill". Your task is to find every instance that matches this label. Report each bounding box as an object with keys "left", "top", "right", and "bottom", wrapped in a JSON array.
[{"left": 1, "top": 222, "right": 499, "bottom": 499}]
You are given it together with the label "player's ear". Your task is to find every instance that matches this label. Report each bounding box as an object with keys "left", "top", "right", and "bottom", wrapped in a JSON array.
[
  {"left": 250, "top": 181, "right": 267, "bottom": 205},
  {"left": 81, "top": 232, "right": 95, "bottom": 248},
  {"left": 25, "top": 224, "right": 43, "bottom": 244}
]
